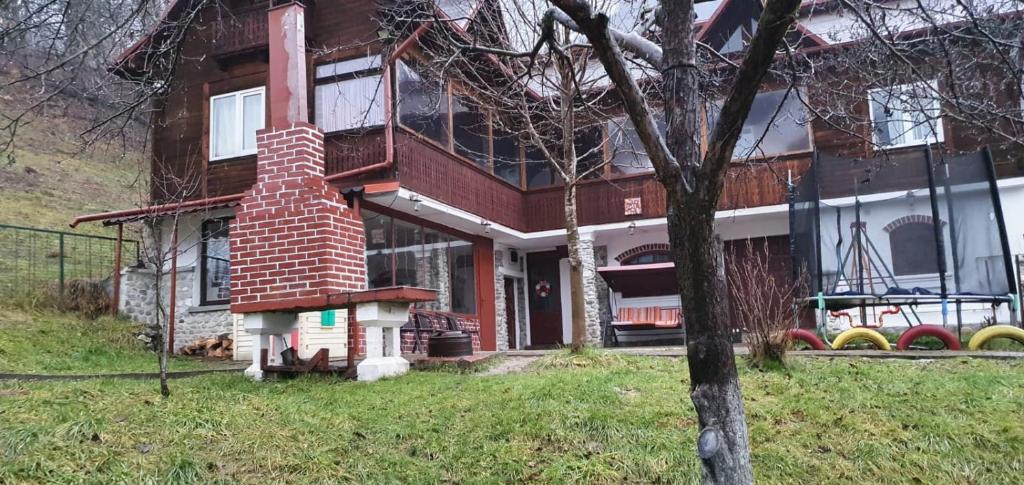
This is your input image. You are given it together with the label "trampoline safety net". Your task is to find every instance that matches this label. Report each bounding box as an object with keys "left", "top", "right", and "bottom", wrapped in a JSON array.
[{"left": 789, "top": 148, "right": 1016, "bottom": 308}]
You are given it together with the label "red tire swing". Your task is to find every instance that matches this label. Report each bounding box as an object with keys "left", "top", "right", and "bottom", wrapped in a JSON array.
[
  {"left": 788, "top": 328, "right": 827, "bottom": 351},
  {"left": 895, "top": 325, "right": 961, "bottom": 351}
]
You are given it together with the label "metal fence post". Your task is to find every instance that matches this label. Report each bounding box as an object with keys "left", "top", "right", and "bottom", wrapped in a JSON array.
[{"left": 58, "top": 233, "right": 65, "bottom": 296}]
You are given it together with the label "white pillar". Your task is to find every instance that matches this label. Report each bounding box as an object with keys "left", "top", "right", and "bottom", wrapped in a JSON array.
[
  {"left": 356, "top": 302, "right": 412, "bottom": 382},
  {"left": 242, "top": 312, "right": 297, "bottom": 380}
]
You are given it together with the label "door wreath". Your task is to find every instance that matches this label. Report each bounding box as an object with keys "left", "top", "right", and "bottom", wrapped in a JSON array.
[{"left": 534, "top": 280, "right": 552, "bottom": 298}]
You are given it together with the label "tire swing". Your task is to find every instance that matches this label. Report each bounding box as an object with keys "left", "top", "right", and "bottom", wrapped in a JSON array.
[
  {"left": 831, "top": 327, "right": 892, "bottom": 351},
  {"left": 896, "top": 325, "right": 961, "bottom": 351},
  {"left": 788, "top": 329, "right": 827, "bottom": 351},
  {"left": 967, "top": 325, "right": 1024, "bottom": 350}
]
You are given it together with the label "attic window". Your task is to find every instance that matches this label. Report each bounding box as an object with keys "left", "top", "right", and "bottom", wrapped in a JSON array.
[
  {"left": 314, "top": 56, "right": 385, "bottom": 133},
  {"left": 869, "top": 81, "right": 943, "bottom": 148}
]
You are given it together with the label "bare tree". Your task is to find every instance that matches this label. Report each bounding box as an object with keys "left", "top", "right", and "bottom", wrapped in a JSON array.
[{"left": 382, "top": 0, "right": 657, "bottom": 350}]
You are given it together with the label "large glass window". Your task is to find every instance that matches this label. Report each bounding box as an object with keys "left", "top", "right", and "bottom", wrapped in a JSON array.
[
  {"left": 200, "top": 219, "right": 231, "bottom": 305},
  {"left": 708, "top": 89, "right": 811, "bottom": 159},
  {"left": 492, "top": 127, "right": 521, "bottom": 186},
  {"left": 574, "top": 126, "right": 604, "bottom": 179},
  {"left": 525, "top": 146, "right": 555, "bottom": 188},
  {"left": 314, "top": 56, "right": 385, "bottom": 133},
  {"left": 451, "top": 94, "right": 490, "bottom": 168},
  {"left": 870, "top": 81, "right": 943, "bottom": 148},
  {"left": 398, "top": 60, "right": 450, "bottom": 147},
  {"left": 210, "top": 87, "right": 264, "bottom": 160},
  {"left": 363, "top": 210, "right": 476, "bottom": 314},
  {"left": 607, "top": 113, "right": 667, "bottom": 175}
]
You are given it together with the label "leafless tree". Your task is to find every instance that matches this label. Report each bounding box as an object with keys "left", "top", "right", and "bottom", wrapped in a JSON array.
[{"left": 382, "top": 0, "right": 662, "bottom": 350}]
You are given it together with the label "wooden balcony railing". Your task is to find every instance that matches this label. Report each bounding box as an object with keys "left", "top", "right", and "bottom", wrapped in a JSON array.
[
  {"left": 325, "top": 130, "right": 388, "bottom": 176},
  {"left": 212, "top": 9, "right": 269, "bottom": 58},
  {"left": 394, "top": 131, "right": 527, "bottom": 230}
]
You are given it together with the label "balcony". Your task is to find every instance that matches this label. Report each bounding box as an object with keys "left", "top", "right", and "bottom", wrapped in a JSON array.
[{"left": 211, "top": 8, "right": 269, "bottom": 59}]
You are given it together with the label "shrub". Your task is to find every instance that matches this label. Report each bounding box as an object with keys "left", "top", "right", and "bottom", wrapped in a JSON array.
[{"left": 727, "top": 240, "right": 807, "bottom": 369}]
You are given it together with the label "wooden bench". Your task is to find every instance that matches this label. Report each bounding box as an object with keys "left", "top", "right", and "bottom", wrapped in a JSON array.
[{"left": 608, "top": 307, "right": 685, "bottom": 346}]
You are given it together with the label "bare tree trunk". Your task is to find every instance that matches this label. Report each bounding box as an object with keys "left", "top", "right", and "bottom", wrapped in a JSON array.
[
  {"left": 144, "top": 218, "right": 171, "bottom": 398},
  {"left": 668, "top": 195, "right": 752, "bottom": 483},
  {"left": 557, "top": 45, "right": 588, "bottom": 353},
  {"left": 565, "top": 183, "right": 588, "bottom": 352}
]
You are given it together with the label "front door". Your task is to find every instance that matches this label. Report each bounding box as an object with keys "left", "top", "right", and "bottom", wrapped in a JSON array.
[
  {"left": 527, "top": 251, "right": 563, "bottom": 346},
  {"left": 504, "top": 278, "right": 517, "bottom": 349}
]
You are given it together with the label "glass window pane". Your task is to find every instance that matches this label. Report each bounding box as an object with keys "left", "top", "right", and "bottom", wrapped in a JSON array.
[
  {"left": 393, "top": 217, "right": 422, "bottom": 287},
  {"left": 315, "top": 75, "right": 384, "bottom": 132},
  {"left": 525, "top": 146, "right": 554, "bottom": 188},
  {"left": 449, "top": 239, "right": 476, "bottom": 314},
  {"left": 608, "top": 114, "right": 664, "bottom": 175},
  {"left": 212, "top": 95, "right": 238, "bottom": 158},
  {"left": 242, "top": 92, "right": 263, "bottom": 152},
  {"left": 574, "top": 125, "right": 604, "bottom": 179},
  {"left": 202, "top": 220, "right": 231, "bottom": 304},
  {"left": 315, "top": 56, "right": 382, "bottom": 79},
  {"left": 708, "top": 89, "right": 810, "bottom": 159},
  {"left": 363, "top": 210, "right": 393, "bottom": 288},
  {"left": 398, "top": 60, "right": 449, "bottom": 146},
  {"left": 493, "top": 128, "right": 520, "bottom": 186},
  {"left": 451, "top": 95, "right": 490, "bottom": 168}
]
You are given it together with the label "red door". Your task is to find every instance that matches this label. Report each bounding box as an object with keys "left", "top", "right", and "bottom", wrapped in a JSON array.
[
  {"left": 504, "top": 278, "right": 517, "bottom": 349},
  {"left": 527, "top": 251, "right": 563, "bottom": 346}
]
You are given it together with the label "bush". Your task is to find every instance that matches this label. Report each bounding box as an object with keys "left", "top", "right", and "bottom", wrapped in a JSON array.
[
  {"left": 727, "top": 240, "right": 807, "bottom": 369},
  {"left": 56, "top": 279, "right": 113, "bottom": 319}
]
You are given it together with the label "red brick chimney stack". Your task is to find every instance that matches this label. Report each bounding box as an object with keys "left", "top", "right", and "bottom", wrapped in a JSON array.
[{"left": 229, "top": 2, "right": 365, "bottom": 313}]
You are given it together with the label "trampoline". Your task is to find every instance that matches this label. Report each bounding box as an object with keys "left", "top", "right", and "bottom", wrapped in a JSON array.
[{"left": 789, "top": 146, "right": 1020, "bottom": 347}]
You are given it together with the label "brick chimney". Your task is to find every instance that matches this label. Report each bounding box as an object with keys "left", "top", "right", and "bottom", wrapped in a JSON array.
[{"left": 230, "top": 2, "right": 365, "bottom": 312}]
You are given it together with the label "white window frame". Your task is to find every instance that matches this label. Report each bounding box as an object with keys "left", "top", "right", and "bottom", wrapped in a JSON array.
[
  {"left": 868, "top": 81, "right": 944, "bottom": 149},
  {"left": 209, "top": 86, "right": 265, "bottom": 161}
]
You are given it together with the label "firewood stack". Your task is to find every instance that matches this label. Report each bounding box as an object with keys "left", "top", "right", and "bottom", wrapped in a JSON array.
[{"left": 180, "top": 334, "right": 234, "bottom": 359}]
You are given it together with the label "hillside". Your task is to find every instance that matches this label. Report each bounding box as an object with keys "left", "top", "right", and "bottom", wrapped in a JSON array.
[{"left": 0, "top": 88, "right": 146, "bottom": 236}]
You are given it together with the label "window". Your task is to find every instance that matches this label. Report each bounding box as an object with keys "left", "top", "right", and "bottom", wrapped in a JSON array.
[
  {"left": 451, "top": 93, "right": 490, "bottom": 168},
  {"left": 621, "top": 251, "right": 671, "bottom": 265},
  {"left": 492, "top": 127, "right": 521, "bottom": 186},
  {"left": 314, "top": 56, "right": 384, "bottom": 133},
  {"left": 525, "top": 146, "right": 555, "bottom": 188},
  {"left": 607, "top": 113, "right": 667, "bottom": 175},
  {"left": 708, "top": 89, "right": 811, "bottom": 159},
  {"left": 889, "top": 222, "right": 940, "bottom": 276},
  {"left": 870, "top": 81, "right": 943, "bottom": 148},
  {"left": 573, "top": 126, "right": 604, "bottom": 179},
  {"left": 210, "top": 87, "right": 265, "bottom": 160},
  {"left": 362, "top": 210, "right": 477, "bottom": 314},
  {"left": 398, "top": 60, "right": 450, "bottom": 147},
  {"left": 200, "top": 219, "right": 231, "bottom": 305}
]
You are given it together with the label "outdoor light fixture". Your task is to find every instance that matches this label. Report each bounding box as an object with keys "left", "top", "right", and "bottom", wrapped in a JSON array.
[
  {"left": 628, "top": 221, "right": 636, "bottom": 235},
  {"left": 481, "top": 220, "right": 492, "bottom": 234},
  {"left": 409, "top": 194, "right": 422, "bottom": 212}
]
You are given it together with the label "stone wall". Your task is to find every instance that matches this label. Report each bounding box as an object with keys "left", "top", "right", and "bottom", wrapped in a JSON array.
[
  {"left": 593, "top": 245, "right": 612, "bottom": 346},
  {"left": 578, "top": 238, "right": 604, "bottom": 345},
  {"left": 493, "top": 251, "right": 509, "bottom": 351},
  {"left": 120, "top": 265, "right": 233, "bottom": 352}
]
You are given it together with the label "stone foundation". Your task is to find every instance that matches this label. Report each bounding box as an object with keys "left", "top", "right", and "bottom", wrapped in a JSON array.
[{"left": 120, "top": 265, "right": 232, "bottom": 352}]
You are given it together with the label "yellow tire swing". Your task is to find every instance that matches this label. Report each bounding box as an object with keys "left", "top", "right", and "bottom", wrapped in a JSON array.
[
  {"left": 830, "top": 327, "right": 892, "bottom": 351},
  {"left": 967, "top": 325, "right": 1024, "bottom": 350}
]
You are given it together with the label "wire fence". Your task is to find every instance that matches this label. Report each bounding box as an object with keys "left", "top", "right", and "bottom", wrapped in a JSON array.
[{"left": 0, "top": 224, "right": 140, "bottom": 300}]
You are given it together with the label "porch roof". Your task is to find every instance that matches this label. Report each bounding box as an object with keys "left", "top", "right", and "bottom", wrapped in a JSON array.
[{"left": 597, "top": 262, "right": 678, "bottom": 298}]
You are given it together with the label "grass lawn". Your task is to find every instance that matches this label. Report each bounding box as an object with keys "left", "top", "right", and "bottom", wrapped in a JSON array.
[
  {"left": 0, "top": 307, "right": 213, "bottom": 374},
  {"left": 2, "top": 353, "right": 1022, "bottom": 483}
]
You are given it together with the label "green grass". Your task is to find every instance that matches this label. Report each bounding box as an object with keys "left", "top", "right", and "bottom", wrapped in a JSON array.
[
  {"left": 0, "top": 307, "right": 210, "bottom": 374},
  {"left": 1, "top": 354, "right": 1022, "bottom": 483}
]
